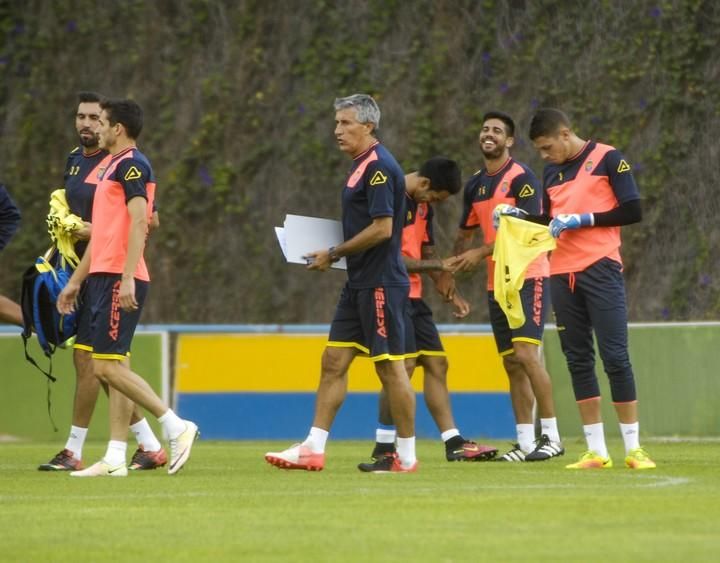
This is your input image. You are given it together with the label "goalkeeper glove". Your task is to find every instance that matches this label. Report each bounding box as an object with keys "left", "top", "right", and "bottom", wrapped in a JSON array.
[
  {"left": 492, "top": 204, "right": 528, "bottom": 230},
  {"left": 549, "top": 213, "right": 594, "bottom": 238}
]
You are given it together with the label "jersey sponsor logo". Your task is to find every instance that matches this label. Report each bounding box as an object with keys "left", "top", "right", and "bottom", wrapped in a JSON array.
[
  {"left": 584, "top": 160, "right": 594, "bottom": 172},
  {"left": 369, "top": 171, "right": 387, "bottom": 186},
  {"left": 617, "top": 159, "right": 631, "bottom": 173},
  {"left": 518, "top": 184, "right": 535, "bottom": 198},
  {"left": 124, "top": 166, "right": 143, "bottom": 181},
  {"left": 374, "top": 287, "right": 387, "bottom": 338}
]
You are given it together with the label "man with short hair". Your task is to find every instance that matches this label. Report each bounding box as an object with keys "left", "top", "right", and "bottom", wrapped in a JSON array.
[
  {"left": 359, "top": 157, "right": 498, "bottom": 471},
  {"left": 39, "top": 92, "right": 166, "bottom": 473},
  {"left": 499, "top": 107, "right": 655, "bottom": 469},
  {"left": 448, "top": 111, "right": 563, "bottom": 462},
  {"left": 58, "top": 98, "right": 198, "bottom": 477},
  {"left": 265, "top": 93, "right": 418, "bottom": 473}
]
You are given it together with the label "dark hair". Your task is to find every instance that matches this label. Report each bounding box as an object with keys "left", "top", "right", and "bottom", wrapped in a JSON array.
[
  {"left": 529, "top": 108, "right": 571, "bottom": 140},
  {"left": 100, "top": 98, "right": 143, "bottom": 139},
  {"left": 419, "top": 157, "right": 462, "bottom": 195},
  {"left": 77, "top": 91, "right": 103, "bottom": 104},
  {"left": 482, "top": 110, "right": 515, "bottom": 137}
]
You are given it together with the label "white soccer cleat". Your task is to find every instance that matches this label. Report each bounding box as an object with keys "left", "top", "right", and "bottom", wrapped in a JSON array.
[
  {"left": 70, "top": 460, "right": 128, "bottom": 477},
  {"left": 168, "top": 420, "right": 199, "bottom": 475}
]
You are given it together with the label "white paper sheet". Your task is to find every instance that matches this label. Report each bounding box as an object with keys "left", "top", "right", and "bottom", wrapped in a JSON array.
[
  {"left": 278, "top": 214, "right": 347, "bottom": 270},
  {"left": 274, "top": 227, "right": 288, "bottom": 259}
]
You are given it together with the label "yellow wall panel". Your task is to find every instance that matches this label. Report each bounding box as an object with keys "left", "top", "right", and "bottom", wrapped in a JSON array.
[{"left": 176, "top": 333, "right": 508, "bottom": 393}]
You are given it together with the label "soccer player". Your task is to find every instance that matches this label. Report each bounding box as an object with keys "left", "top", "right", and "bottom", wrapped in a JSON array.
[
  {"left": 447, "top": 111, "right": 564, "bottom": 462},
  {"left": 359, "top": 157, "right": 498, "bottom": 471},
  {"left": 57, "top": 98, "right": 198, "bottom": 477},
  {"left": 0, "top": 183, "right": 22, "bottom": 326},
  {"left": 498, "top": 107, "right": 655, "bottom": 469},
  {"left": 265, "top": 93, "right": 418, "bottom": 473},
  {"left": 39, "top": 92, "right": 167, "bottom": 473}
]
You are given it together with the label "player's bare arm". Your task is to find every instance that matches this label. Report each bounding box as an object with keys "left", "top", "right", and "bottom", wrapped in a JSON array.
[
  {"left": 306, "top": 216, "right": 392, "bottom": 272},
  {"left": 57, "top": 240, "right": 93, "bottom": 314},
  {"left": 416, "top": 245, "right": 455, "bottom": 301},
  {"left": 119, "top": 196, "right": 148, "bottom": 311},
  {"left": 446, "top": 229, "right": 492, "bottom": 272}
]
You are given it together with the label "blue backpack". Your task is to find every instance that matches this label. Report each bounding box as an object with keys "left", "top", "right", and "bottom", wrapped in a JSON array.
[{"left": 20, "top": 251, "right": 78, "bottom": 381}]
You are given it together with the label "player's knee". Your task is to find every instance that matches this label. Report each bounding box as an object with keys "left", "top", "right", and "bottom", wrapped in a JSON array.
[
  {"left": 320, "top": 347, "right": 352, "bottom": 377},
  {"left": 421, "top": 357, "right": 448, "bottom": 383},
  {"left": 92, "top": 361, "right": 111, "bottom": 383},
  {"left": 502, "top": 353, "right": 524, "bottom": 376}
]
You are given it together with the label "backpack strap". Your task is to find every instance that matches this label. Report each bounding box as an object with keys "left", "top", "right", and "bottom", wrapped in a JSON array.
[{"left": 21, "top": 332, "right": 57, "bottom": 382}]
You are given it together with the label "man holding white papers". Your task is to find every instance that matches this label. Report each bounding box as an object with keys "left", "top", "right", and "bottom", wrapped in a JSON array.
[{"left": 265, "top": 93, "right": 418, "bottom": 473}]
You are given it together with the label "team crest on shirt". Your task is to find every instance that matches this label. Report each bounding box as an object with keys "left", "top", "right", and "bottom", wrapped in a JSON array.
[
  {"left": 407, "top": 210, "right": 413, "bottom": 222},
  {"left": 518, "top": 184, "right": 534, "bottom": 198},
  {"left": 124, "top": 166, "right": 142, "bottom": 181},
  {"left": 501, "top": 181, "right": 509, "bottom": 193},
  {"left": 418, "top": 204, "right": 426, "bottom": 218},
  {"left": 479, "top": 185, "right": 487, "bottom": 196},
  {"left": 97, "top": 167, "right": 107, "bottom": 180},
  {"left": 617, "top": 159, "right": 631, "bottom": 173},
  {"left": 584, "top": 160, "right": 594, "bottom": 172},
  {"left": 369, "top": 171, "right": 387, "bottom": 186}
]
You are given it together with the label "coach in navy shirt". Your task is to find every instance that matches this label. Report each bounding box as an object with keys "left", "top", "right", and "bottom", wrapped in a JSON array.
[{"left": 265, "top": 94, "right": 418, "bottom": 473}]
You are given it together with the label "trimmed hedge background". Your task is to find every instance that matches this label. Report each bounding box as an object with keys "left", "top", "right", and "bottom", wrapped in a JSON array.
[{"left": 1, "top": 0, "right": 718, "bottom": 323}]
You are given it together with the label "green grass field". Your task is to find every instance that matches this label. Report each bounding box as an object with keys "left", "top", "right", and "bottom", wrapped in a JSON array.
[{"left": 1, "top": 439, "right": 718, "bottom": 562}]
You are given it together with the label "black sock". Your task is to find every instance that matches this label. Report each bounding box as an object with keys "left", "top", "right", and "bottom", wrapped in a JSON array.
[
  {"left": 373, "top": 442, "right": 396, "bottom": 456},
  {"left": 445, "top": 435, "right": 466, "bottom": 451}
]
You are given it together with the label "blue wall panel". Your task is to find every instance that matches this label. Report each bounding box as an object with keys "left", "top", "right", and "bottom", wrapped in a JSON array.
[{"left": 176, "top": 392, "right": 514, "bottom": 440}]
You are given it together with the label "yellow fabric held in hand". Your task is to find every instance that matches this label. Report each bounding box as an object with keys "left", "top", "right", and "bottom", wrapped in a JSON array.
[
  {"left": 493, "top": 214, "right": 556, "bottom": 329},
  {"left": 47, "top": 188, "right": 84, "bottom": 268}
]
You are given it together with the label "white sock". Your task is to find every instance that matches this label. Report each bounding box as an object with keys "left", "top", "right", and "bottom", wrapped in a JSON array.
[
  {"left": 441, "top": 428, "right": 460, "bottom": 442},
  {"left": 396, "top": 436, "right": 417, "bottom": 468},
  {"left": 517, "top": 424, "right": 535, "bottom": 453},
  {"left": 540, "top": 418, "right": 561, "bottom": 443},
  {"left": 65, "top": 426, "right": 88, "bottom": 459},
  {"left": 583, "top": 423, "right": 609, "bottom": 458},
  {"left": 620, "top": 422, "right": 640, "bottom": 454},
  {"left": 129, "top": 418, "right": 162, "bottom": 452},
  {"left": 103, "top": 440, "right": 127, "bottom": 466},
  {"left": 376, "top": 427, "right": 396, "bottom": 444},
  {"left": 303, "top": 427, "right": 329, "bottom": 453},
  {"left": 158, "top": 409, "right": 186, "bottom": 440}
]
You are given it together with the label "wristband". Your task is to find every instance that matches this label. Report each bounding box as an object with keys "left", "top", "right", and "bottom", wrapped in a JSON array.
[{"left": 328, "top": 246, "right": 340, "bottom": 263}]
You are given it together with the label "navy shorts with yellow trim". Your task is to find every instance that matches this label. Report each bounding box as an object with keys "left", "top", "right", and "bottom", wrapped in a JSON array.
[
  {"left": 73, "top": 282, "right": 94, "bottom": 351},
  {"left": 328, "top": 283, "right": 410, "bottom": 361},
  {"left": 488, "top": 276, "right": 549, "bottom": 355},
  {"left": 408, "top": 298, "right": 445, "bottom": 356},
  {"left": 86, "top": 273, "right": 149, "bottom": 360}
]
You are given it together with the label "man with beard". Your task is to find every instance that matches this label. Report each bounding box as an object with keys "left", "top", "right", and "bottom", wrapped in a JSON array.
[
  {"left": 447, "top": 111, "right": 563, "bottom": 462},
  {"left": 39, "top": 92, "right": 166, "bottom": 473}
]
